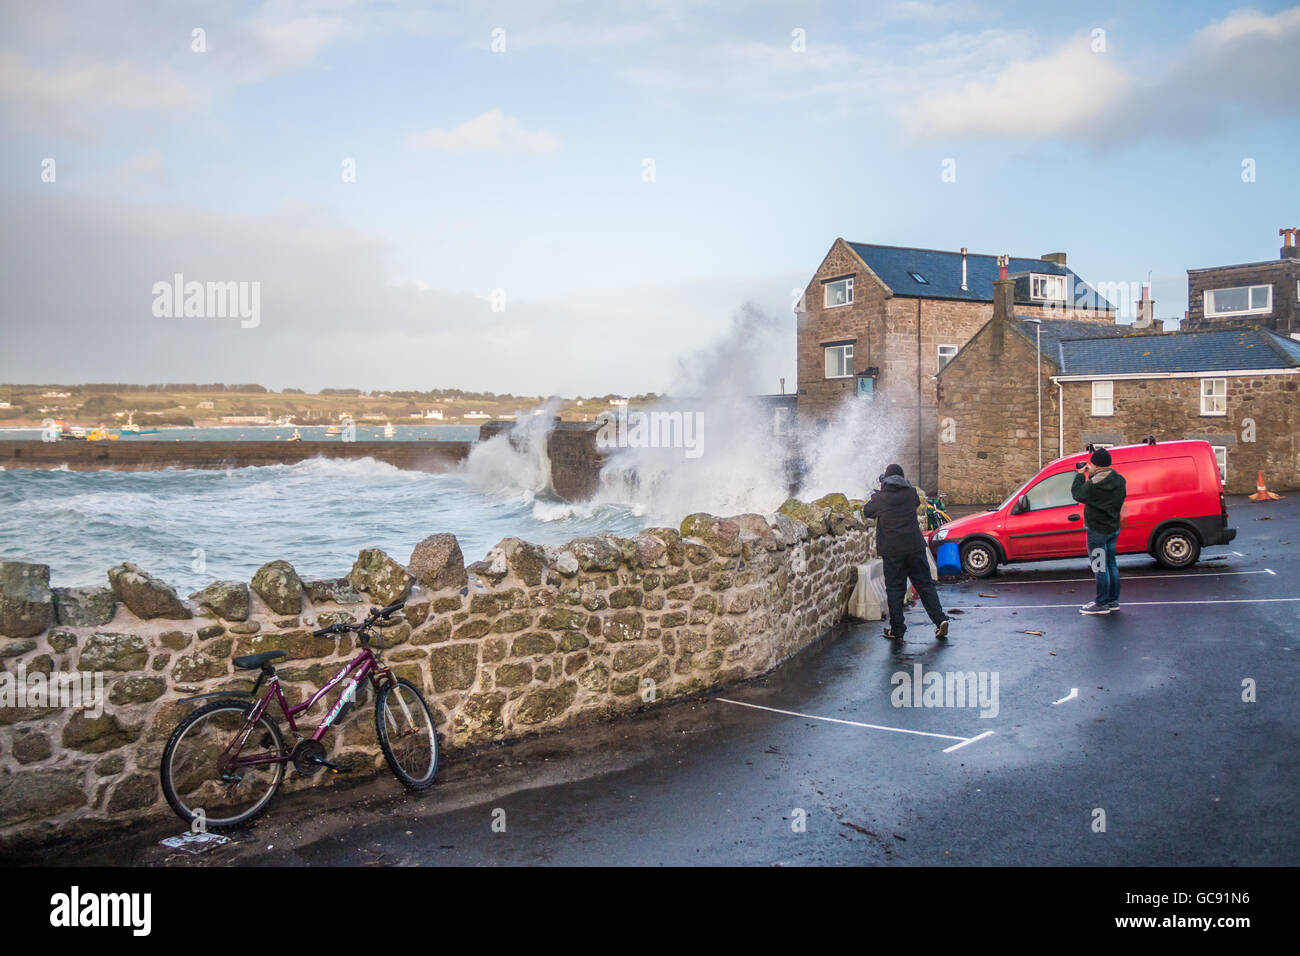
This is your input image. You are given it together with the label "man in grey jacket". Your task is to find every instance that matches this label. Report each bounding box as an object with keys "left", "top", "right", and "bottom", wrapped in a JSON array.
[{"left": 862, "top": 464, "right": 950, "bottom": 641}]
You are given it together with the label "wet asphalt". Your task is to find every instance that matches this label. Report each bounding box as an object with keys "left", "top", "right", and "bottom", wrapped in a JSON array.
[{"left": 18, "top": 496, "right": 1300, "bottom": 867}]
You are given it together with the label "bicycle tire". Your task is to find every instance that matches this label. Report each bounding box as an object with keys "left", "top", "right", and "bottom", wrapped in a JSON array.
[
  {"left": 160, "top": 698, "right": 286, "bottom": 829},
  {"left": 374, "top": 678, "right": 439, "bottom": 791}
]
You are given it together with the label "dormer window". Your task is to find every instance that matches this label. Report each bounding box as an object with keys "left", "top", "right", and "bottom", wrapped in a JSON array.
[{"left": 1030, "top": 273, "right": 1068, "bottom": 301}]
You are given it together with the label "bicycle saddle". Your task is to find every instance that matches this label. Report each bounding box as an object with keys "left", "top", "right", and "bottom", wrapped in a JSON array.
[{"left": 233, "top": 650, "right": 287, "bottom": 670}]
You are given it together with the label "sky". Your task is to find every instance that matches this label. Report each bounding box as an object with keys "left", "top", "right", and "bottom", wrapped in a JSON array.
[{"left": 0, "top": 0, "right": 1297, "bottom": 396}]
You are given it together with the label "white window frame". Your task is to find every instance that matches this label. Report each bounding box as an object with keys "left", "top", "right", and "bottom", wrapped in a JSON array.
[
  {"left": 824, "top": 343, "right": 854, "bottom": 379},
  {"left": 937, "top": 343, "right": 959, "bottom": 370},
  {"left": 1030, "top": 273, "right": 1068, "bottom": 302},
  {"left": 823, "top": 277, "right": 853, "bottom": 308},
  {"left": 1204, "top": 285, "right": 1272, "bottom": 318},
  {"left": 1200, "top": 377, "right": 1227, "bottom": 416},
  {"left": 1211, "top": 445, "right": 1228, "bottom": 483},
  {"left": 1091, "top": 380, "right": 1114, "bottom": 416}
]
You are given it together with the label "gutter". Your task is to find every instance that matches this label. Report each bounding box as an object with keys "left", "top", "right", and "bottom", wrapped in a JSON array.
[{"left": 1051, "top": 368, "right": 1300, "bottom": 382}]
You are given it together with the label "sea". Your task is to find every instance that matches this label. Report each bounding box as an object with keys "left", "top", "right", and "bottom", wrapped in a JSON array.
[{"left": 0, "top": 424, "right": 643, "bottom": 592}]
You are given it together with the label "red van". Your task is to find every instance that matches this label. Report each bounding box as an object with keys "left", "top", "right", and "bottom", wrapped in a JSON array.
[{"left": 928, "top": 440, "right": 1237, "bottom": 577}]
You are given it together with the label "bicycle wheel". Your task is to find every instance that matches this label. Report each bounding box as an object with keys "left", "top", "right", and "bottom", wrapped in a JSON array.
[
  {"left": 374, "top": 678, "right": 438, "bottom": 790},
  {"left": 160, "top": 699, "right": 286, "bottom": 829}
]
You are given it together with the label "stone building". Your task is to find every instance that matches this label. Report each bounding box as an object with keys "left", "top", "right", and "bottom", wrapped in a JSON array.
[
  {"left": 938, "top": 279, "right": 1300, "bottom": 502},
  {"left": 1184, "top": 230, "right": 1300, "bottom": 334},
  {"left": 795, "top": 239, "right": 1115, "bottom": 491}
]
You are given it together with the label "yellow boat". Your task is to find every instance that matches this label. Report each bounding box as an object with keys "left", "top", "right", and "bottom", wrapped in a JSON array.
[{"left": 87, "top": 428, "right": 119, "bottom": 441}]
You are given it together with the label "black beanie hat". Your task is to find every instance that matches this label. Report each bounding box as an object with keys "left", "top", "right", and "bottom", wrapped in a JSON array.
[
  {"left": 883, "top": 463, "right": 904, "bottom": 478},
  {"left": 1090, "top": 447, "right": 1112, "bottom": 467}
]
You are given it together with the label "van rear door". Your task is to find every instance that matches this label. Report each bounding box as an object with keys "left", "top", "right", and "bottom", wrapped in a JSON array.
[{"left": 1114, "top": 455, "right": 1201, "bottom": 554}]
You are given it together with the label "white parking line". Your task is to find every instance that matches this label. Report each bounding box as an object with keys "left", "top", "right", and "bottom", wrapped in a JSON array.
[
  {"left": 943, "top": 731, "right": 996, "bottom": 753},
  {"left": 983, "top": 570, "right": 1269, "bottom": 586},
  {"left": 951, "top": 597, "right": 1300, "bottom": 610},
  {"left": 715, "top": 697, "right": 995, "bottom": 753},
  {"left": 1053, "top": 688, "right": 1079, "bottom": 705}
]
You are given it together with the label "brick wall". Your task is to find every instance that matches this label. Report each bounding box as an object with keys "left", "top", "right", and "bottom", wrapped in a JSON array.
[
  {"left": 1185, "top": 258, "right": 1300, "bottom": 333},
  {"left": 1060, "top": 374, "right": 1300, "bottom": 494}
]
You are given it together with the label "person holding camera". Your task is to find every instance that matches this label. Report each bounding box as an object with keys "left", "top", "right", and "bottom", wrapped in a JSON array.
[
  {"left": 862, "top": 463, "right": 951, "bottom": 641},
  {"left": 1071, "top": 448, "right": 1127, "bottom": 615}
]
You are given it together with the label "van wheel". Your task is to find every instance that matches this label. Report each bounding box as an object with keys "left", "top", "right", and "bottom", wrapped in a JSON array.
[
  {"left": 960, "top": 540, "right": 998, "bottom": 578},
  {"left": 1154, "top": 527, "right": 1200, "bottom": 570}
]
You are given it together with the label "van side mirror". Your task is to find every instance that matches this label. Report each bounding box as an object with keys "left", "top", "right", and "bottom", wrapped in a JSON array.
[{"left": 1013, "top": 495, "right": 1030, "bottom": 515}]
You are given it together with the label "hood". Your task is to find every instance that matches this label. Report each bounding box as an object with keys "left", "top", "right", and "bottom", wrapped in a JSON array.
[
  {"left": 1090, "top": 467, "right": 1124, "bottom": 489},
  {"left": 881, "top": 475, "right": 911, "bottom": 491}
]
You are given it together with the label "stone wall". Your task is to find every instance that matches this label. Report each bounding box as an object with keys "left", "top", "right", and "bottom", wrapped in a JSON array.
[
  {"left": 1060, "top": 374, "right": 1300, "bottom": 495},
  {"left": 0, "top": 494, "right": 876, "bottom": 846},
  {"left": 937, "top": 316, "right": 1064, "bottom": 504}
]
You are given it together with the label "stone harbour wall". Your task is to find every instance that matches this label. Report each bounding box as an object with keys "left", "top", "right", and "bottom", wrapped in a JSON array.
[{"left": 0, "top": 493, "right": 877, "bottom": 846}]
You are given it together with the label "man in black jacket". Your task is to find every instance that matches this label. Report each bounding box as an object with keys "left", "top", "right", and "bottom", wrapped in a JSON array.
[
  {"left": 862, "top": 464, "right": 950, "bottom": 641},
  {"left": 1070, "top": 447, "right": 1127, "bottom": 615}
]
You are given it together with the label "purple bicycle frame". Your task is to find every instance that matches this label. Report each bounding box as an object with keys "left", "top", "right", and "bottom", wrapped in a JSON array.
[{"left": 219, "top": 646, "right": 387, "bottom": 772}]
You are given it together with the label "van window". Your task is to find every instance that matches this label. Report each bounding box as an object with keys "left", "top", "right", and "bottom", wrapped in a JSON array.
[
  {"left": 1024, "top": 471, "right": 1077, "bottom": 511},
  {"left": 1119, "top": 456, "right": 1199, "bottom": 496}
]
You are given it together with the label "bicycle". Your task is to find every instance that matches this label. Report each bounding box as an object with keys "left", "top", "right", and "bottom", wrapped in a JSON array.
[{"left": 160, "top": 601, "right": 438, "bottom": 830}]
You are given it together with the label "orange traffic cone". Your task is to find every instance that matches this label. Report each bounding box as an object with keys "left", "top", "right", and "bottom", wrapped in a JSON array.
[{"left": 1249, "top": 471, "right": 1282, "bottom": 501}]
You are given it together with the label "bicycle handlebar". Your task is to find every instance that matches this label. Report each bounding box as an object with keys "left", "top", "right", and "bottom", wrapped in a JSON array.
[{"left": 311, "top": 601, "right": 406, "bottom": 637}]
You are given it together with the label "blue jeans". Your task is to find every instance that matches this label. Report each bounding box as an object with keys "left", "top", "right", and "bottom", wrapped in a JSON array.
[{"left": 1086, "top": 529, "right": 1120, "bottom": 606}]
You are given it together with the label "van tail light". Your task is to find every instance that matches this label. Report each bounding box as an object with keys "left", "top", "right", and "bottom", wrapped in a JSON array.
[{"left": 1220, "top": 493, "right": 1228, "bottom": 516}]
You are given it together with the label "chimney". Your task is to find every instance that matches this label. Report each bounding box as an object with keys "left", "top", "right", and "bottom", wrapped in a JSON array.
[
  {"left": 1041, "top": 252, "right": 1067, "bottom": 266},
  {"left": 1153, "top": 318, "right": 1165, "bottom": 332},
  {"left": 1282, "top": 227, "right": 1300, "bottom": 260},
  {"left": 993, "top": 276, "right": 1015, "bottom": 322},
  {"left": 960, "top": 247, "right": 968, "bottom": 291},
  {"left": 1133, "top": 283, "right": 1154, "bottom": 329}
]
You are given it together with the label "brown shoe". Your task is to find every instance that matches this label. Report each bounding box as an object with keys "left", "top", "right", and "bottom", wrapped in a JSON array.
[
  {"left": 883, "top": 629, "right": 904, "bottom": 641},
  {"left": 935, "top": 619, "right": 950, "bottom": 641}
]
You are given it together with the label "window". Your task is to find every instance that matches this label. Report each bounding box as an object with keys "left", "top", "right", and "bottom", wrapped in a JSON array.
[
  {"left": 772, "top": 407, "right": 792, "bottom": 436},
  {"left": 1201, "top": 377, "right": 1227, "bottom": 415},
  {"left": 824, "top": 343, "right": 854, "bottom": 378},
  {"left": 824, "top": 276, "right": 853, "bottom": 308},
  {"left": 908, "top": 271, "right": 929, "bottom": 284},
  {"left": 1204, "top": 285, "right": 1271, "bottom": 317},
  {"left": 1024, "top": 471, "right": 1077, "bottom": 511},
  {"left": 1031, "top": 274, "right": 1068, "bottom": 301},
  {"left": 1211, "top": 445, "right": 1228, "bottom": 483},
  {"left": 937, "top": 344, "right": 958, "bottom": 370},
  {"left": 1091, "top": 380, "right": 1114, "bottom": 416}
]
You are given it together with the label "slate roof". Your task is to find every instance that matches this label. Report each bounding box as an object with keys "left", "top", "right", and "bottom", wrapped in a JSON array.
[
  {"left": 1056, "top": 328, "right": 1300, "bottom": 376},
  {"left": 845, "top": 242, "right": 1115, "bottom": 310}
]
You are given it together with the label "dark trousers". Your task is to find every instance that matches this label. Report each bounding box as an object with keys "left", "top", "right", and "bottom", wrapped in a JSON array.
[
  {"left": 1086, "top": 529, "right": 1120, "bottom": 606},
  {"left": 882, "top": 550, "right": 948, "bottom": 637}
]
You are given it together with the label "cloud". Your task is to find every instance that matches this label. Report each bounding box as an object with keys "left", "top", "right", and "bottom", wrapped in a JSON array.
[
  {"left": 900, "top": 7, "right": 1300, "bottom": 143},
  {"left": 409, "top": 109, "right": 561, "bottom": 154},
  {"left": 0, "top": 193, "right": 791, "bottom": 394},
  {"left": 903, "top": 37, "right": 1127, "bottom": 140}
]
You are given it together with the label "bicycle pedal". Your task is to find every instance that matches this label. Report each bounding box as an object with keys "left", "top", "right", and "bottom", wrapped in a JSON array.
[{"left": 314, "top": 756, "right": 350, "bottom": 774}]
